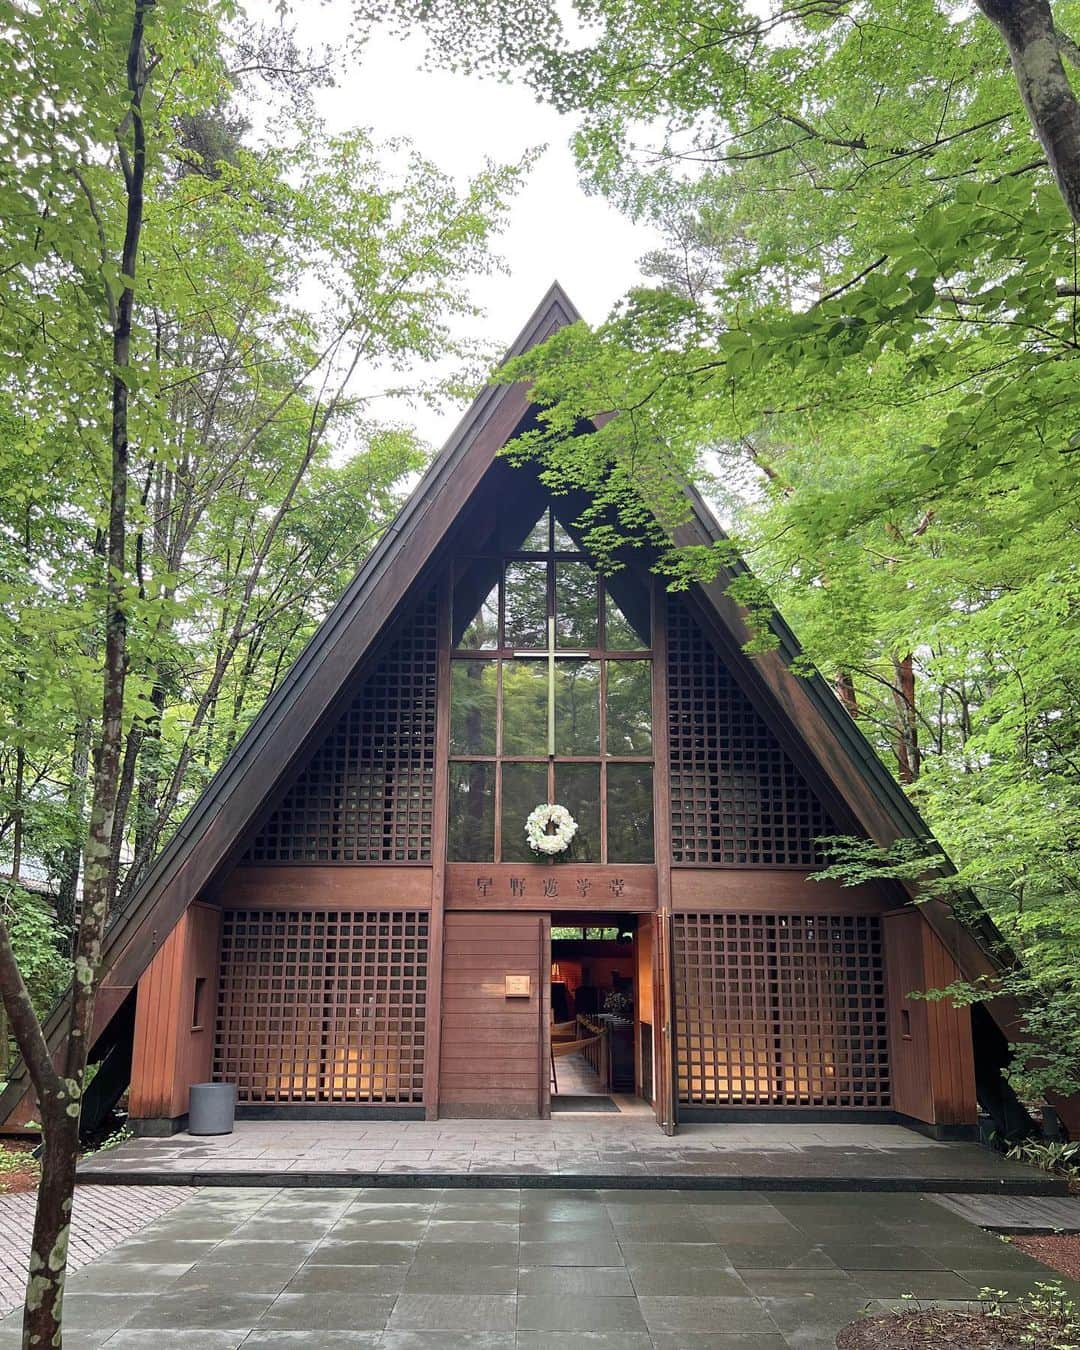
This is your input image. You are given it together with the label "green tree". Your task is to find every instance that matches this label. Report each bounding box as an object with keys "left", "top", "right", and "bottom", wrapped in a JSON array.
[
  {"left": 0, "top": 3, "right": 525, "bottom": 1343},
  {"left": 363, "top": 0, "right": 1080, "bottom": 222},
  {"left": 358, "top": 0, "right": 1080, "bottom": 1102},
  {"left": 0, "top": 2, "right": 179, "bottom": 1340}
]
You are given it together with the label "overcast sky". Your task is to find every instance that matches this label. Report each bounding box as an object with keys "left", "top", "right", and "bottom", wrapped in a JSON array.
[{"left": 252, "top": 3, "right": 661, "bottom": 445}]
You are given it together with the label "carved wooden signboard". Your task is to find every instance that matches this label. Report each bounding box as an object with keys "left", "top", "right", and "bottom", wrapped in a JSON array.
[{"left": 445, "top": 864, "right": 657, "bottom": 911}]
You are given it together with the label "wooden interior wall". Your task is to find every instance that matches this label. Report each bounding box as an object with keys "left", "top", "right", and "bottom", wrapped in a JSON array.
[
  {"left": 885, "top": 909, "right": 977, "bottom": 1127},
  {"left": 636, "top": 919, "right": 655, "bottom": 1027},
  {"left": 636, "top": 916, "right": 654, "bottom": 1102},
  {"left": 129, "top": 903, "right": 222, "bottom": 1122},
  {"left": 438, "top": 911, "right": 549, "bottom": 1119}
]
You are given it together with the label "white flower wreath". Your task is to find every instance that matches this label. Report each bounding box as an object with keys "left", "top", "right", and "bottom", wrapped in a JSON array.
[{"left": 525, "top": 803, "right": 578, "bottom": 856}]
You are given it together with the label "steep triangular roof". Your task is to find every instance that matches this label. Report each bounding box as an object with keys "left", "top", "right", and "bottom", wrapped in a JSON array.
[
  {"left": 0, "top": 281, "right": 1026, "bottom": 1128},
  {"left": 0, "top": 283, "right": 581, "bottom": 1126}
]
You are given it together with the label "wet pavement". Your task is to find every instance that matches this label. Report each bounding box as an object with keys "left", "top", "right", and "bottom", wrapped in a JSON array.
[
  {"left": 77, "top": 1121, "right": 1062, "bottom": 1193},
  {"left": 0, "top": 1184, "right": 1074, "bottom": 1348}
]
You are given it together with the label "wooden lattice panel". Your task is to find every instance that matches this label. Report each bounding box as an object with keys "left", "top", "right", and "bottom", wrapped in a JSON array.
[
  {"left": 667, "top": 598, "right": 835, "bottom": 865},
  {"left": 214, "top": 909, "right": 429, "bottom": 1105},
  {"left": 674, "top": 912, "right": 890, "bottom": 1108},
  {"left": 246, "top": 594, "right": 437, "bottom": 863}
]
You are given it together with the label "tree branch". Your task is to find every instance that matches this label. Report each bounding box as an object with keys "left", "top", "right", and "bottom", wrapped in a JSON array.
[{"left": 977, "top": 0, "right": 1080, "bottom": 223}]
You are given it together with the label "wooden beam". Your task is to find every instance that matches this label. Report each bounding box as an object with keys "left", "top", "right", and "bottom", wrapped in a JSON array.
[
  {"left": 653, "top": 909, "right": 676, "bottom": 1135},
  {"left": 671, "top": 869, "right": 888, "bottom": 913},
  {"left": 217, "top": 866, "right": 433, "bottom": 911},
  {"left": 423, "top": 577, "right": 452, "bottom": 1119},
  {"left": 650, "top": 576, "right": 677, "bottom": 1134}
]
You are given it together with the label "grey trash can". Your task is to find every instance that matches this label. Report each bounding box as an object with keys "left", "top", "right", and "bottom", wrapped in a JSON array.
[{"left": 188, "top": 1082, "right": 235, "bottom": 1135}]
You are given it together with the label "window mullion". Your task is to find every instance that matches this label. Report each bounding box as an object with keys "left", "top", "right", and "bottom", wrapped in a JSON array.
[
  {"left": 547, "top": 615, "right": 556, "bottom": 758},
  {"left": 599, "top": 657, "right": 608, "bottom": 863}
]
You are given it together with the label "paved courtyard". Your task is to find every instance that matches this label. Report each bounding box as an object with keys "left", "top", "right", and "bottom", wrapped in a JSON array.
[
  {"left": 1, "top": 1184, "right": 1076, "bottom": 1348},
  {"left": 78, "top": 1120, "right": 1060, "bottom": 1192}
]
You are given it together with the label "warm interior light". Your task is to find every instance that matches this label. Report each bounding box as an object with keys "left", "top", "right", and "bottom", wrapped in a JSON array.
[{"left": 272, "top": 1037, "right": 407, "bottom": 1103}]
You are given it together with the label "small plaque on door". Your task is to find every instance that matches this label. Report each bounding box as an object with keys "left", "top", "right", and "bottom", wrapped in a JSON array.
[{"left": 505, "top": 974, "right": 531, "bottom": 997}]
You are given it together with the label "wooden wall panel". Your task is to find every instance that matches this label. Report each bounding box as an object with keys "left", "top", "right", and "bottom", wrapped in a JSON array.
[
  {"left": 666, "top": 596, "right": 836, "bottom": 866},
  {"left": 214, "top": 909, "right": 428, "bottom": 1105},
  {"left": 446, "top": 864, "right": 656, "bottom": 911},
  {"left": 922, "top": 920, "right": 977, "bottom": 1125},
  {"left": 884, "top": 910, "right": 932, "bottom": 1123},
  {"left": 675, "top": 911, "right": 890, "bottom": 1109},
  {"left": 244, "top": 593, "right": 438, "bottom": 864},
  {"left": 438, "top": 912, "right": 546, "bottom": 1118},
  {"left": 672, "top": 869, "right": 887, "bottom": 913},
  {"left": 129, "top": 903, "right": 222, "bottom": 1122},
  {"left": 884, "top": 909, "right": 977, "bottom": 1127},
  {"left": 90, "top": 984, "right": 134, "bottom": 1043},
  {"left": 218, "top": 865, "right": 432, "bottom": 911}
]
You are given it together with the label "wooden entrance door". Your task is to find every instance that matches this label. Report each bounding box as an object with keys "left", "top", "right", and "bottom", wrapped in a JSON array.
[{"left": 438, "top": 912, "right": 550, "bottom": 1118}]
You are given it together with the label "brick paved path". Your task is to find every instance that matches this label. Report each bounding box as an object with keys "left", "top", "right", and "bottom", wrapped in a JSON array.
[{"left": 0, "top": 1185, "right": 196, "bottom": 1315}]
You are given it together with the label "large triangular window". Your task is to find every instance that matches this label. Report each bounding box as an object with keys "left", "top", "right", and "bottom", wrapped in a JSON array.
[{"left": 448, "top": 507, "right": 654, "bottom": 865}]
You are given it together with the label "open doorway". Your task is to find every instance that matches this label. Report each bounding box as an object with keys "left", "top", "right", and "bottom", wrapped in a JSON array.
[{"left": 548, "top": 913, "right": 655, "bottom": 1116}]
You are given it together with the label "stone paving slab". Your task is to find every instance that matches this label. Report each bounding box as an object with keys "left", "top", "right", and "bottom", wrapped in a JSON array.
[
  {"left": 0, "top": 1184, "right": 1075, "bottom": 1348},
  {"left": 0, "top": 1185, "right": 196, "bottom": 1316},
  {"left": 76, "top": 1121, "right": 1066, "bottom": 1194}
]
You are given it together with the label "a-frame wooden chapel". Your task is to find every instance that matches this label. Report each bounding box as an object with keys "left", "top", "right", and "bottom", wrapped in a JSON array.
[{"left": 0, "top": 284, "right": 1037, "bottom": 1139}]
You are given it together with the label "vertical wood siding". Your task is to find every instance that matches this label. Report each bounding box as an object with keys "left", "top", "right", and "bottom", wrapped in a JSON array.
[
  {"left": 129, "top": 903, "right": 221, "bottom": 1121},
  {"left": 438, "top": 912, "right": 546, "bottom": 1118},
  {"left": 885, "top": 909, "right": 977, "bottom": 1126}
]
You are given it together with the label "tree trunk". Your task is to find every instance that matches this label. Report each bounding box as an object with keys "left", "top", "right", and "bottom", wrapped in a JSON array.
[
  {"left": 891, "top": 653, "right": 921, "bottom": 785},
  {"left": 977, "top": 0, "right": 1080, "bottom": 223},
  {"left": 835, "top": 671, "right": 858, "bottom": 718},
  {"left": 11, "top": 5, "right": 153, "bottom": 1344},
  {"left": 132, "top": 682, "right": 166, "bottom": 882},
  {"left": 10, "top": 744, "right": 25, "bottom": 884},
  {"left": 56, "top": 720, "right": 91, "bottom": 935},
  {"left": 22, "top": 1111, "right": 79, "bottom": 1337},
  {"left": 107, "top": 724, "right": 143, "bottom": 910},
  {"left": 0, "top": 909, "right": 77, "bottom": 1349},
  {"left": 10, "top": 509, "right": 31, "bottom": 885}
]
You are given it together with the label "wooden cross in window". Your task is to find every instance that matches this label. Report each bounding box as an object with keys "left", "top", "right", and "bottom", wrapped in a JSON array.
[{"left": 513, "top": 616, "right": 589, "bottom": 759}]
